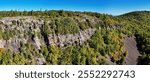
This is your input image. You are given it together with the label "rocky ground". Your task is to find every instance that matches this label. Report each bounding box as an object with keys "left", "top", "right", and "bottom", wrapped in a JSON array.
[{"left": 123, "top": 35, "right": 141, "bottom": 65}]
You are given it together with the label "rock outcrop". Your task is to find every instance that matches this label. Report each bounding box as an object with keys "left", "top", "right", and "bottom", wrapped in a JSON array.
[
  {"left": 48, "top": 28, "right": 96, "bottom": 47},
  {"left": 0, "top": 17, "right": 44, "bottom": 52},
  {"left": 0, "top": 17, "right": 97, "bottom": 52}
]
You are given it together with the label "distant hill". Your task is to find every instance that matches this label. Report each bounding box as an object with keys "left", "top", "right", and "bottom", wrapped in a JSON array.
[
  {"left": 121, "top": 11, "right": 150, "bottom": 16},
  {"left": 119, "top": 11, "right": 150, "bottom": 21}
]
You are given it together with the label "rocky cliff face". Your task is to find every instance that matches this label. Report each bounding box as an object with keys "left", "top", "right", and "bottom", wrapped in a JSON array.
[
  {"left": 0, "top": 17, "right": 96, "bottom": 53},
  {"left": 0, "top": 17, "right": 43, "bottom": 52},
  {"left": 48, "top": 28, "right": 96, "bottom": 47}
]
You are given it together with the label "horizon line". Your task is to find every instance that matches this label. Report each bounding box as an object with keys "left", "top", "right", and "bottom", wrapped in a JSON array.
[{"left": 0, "top": 9, "right": 149, "bottom": 16}]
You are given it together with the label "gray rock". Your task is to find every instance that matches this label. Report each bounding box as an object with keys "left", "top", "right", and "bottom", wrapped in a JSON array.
[
  {"left": 48, "top": 28, "right": 96, "bottom": 47},
  {"left": 0, "top": 16, "right": 97, "bottom": 52}
]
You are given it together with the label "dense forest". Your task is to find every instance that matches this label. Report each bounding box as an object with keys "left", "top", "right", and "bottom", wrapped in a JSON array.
[{"left": 0, "top": 10, "right": 149, "bottom": 65}]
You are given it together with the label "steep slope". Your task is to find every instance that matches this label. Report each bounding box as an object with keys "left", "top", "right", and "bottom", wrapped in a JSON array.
[
  {"left": 0, "top": 16, "right": 98, "bottom": 65},
  {"left": 123, "top": 36, "right": 141, "bottom": 65}
]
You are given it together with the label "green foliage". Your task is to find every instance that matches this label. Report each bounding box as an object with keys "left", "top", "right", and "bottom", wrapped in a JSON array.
[
  {"left": 55, "top": 17, "right": 80, "bottom": 34},
  {"left": 138, "top": 53, "right": 150, "bottom": 65},
  {"left": 0, "top": 10, "right": 150, "bottom": 65},
  {"left": 120, "top": 11, "right": 150, "bottom": 64},
  {"left": 134, "top": 29, "right": 150, "bottom": 64},
  {"left": 0, "top": 50, "right": 12, "bottom": 65},
  {"left": 0, "top": 49, "right": 29, "bottom": 65},
  {"left": 13, "top": 54, "right": 28, "bottom": 65},
  {"left": 49, "top": 46, "right": 62, "bottom": 64},
  {"left": 89, "top": 29, "right": 124, "bottom": 63}
]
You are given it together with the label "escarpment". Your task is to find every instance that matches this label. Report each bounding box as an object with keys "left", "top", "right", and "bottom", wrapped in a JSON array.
[{"left": 0, "top": 17, "right": 97, "bottom": 51}]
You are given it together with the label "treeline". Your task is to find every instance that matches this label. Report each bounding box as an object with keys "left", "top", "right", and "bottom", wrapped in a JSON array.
[
  {"left": 0, "top": 10, "right": 96, "bottom": 18},
  {"left": 0, "top": 10, "right": 69, "bottom": 17}
]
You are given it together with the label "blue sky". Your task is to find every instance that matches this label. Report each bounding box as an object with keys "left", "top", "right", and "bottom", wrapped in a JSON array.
[{"left": 0, "top": 0, "right": 150, "bottom": 15}]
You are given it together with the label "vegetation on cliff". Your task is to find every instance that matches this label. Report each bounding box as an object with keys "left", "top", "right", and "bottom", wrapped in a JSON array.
[{"left": 0, "top": 10, "right": 149, "bottom": 65}]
